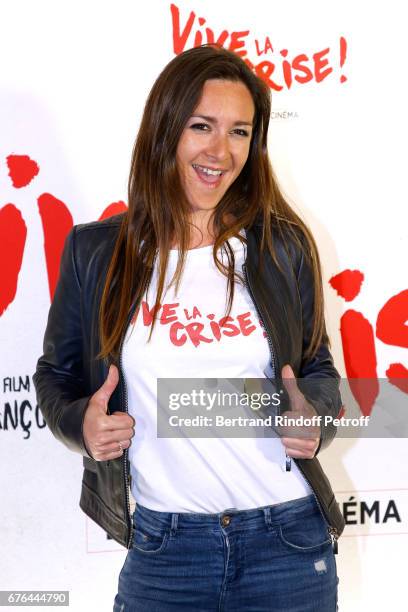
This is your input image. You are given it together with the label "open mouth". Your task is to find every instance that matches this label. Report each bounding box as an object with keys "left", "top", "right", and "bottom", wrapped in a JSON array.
[{"left": 192, "top": 163, "right": 226, "bottom": 186}]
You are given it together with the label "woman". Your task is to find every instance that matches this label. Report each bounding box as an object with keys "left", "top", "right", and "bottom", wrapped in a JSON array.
[{"left": 34, "top": 45, "right": 344, "bottom": 611}]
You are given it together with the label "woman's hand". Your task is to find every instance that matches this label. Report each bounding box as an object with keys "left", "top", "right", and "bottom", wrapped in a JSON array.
[
  {"left": 83, "top": 365, "right": 135, "bottom": 461},
  {"left": 279, "top": 365, "right": 320, "bottom": 459}
]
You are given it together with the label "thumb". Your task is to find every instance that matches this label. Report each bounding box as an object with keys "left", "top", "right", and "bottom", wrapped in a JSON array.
[
  {"left": 281, "top": 364, "right": 304, "bottom": 410},
  {"left": 96, "top": 364, "right": 120, "bottom": 411}
]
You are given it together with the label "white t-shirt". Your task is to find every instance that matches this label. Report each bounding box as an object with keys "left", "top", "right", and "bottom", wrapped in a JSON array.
[{"left": 122, "top": 232, "right": 311, "bottom": 512}]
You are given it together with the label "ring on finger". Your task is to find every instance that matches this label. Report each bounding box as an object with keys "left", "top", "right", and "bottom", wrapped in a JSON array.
[{"left": 118, "top": 441, "right": 123, "bottom": 453}]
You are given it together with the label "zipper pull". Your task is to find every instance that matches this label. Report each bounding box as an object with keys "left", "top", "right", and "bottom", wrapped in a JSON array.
[{"left": 329, "top": 527, "right": 339, "bottom": 554}]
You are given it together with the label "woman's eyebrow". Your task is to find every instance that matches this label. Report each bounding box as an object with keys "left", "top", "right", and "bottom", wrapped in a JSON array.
[{"left": 190, "top": 114, "right": 253, "bottom": 127}]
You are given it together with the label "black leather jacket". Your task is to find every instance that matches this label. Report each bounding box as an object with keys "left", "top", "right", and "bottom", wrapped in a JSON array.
[{"left": 33, "top": 214, "right": 345, "bottom": 549}]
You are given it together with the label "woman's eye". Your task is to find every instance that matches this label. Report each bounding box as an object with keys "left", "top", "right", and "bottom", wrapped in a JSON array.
[
  {"left": 233, "top": 128, "right": 250, "bottom": 137},
  {"left": 190, "top": 123, "right": 210, "bottom": 131}
]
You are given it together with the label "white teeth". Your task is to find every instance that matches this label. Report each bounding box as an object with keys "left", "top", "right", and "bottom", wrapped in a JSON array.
[{"left": 192, "top": 164, "right": 223, "bottom": 176}]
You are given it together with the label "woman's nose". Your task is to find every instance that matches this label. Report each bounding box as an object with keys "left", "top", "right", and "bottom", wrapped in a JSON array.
[{"left": 204, "top": 132, "right": 230, "bottom": 162}]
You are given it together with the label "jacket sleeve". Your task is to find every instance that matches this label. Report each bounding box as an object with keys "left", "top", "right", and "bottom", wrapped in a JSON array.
[
  {"left": 33, "top": 226, "right": 92, "bottom": 457},
  {"left": 295, "top": 244, "right": 343, "bottom": 454}
]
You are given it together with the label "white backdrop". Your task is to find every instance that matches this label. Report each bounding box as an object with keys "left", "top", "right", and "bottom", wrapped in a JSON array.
[{"left": 1, "top": 1, "right": 407, "bottom": 610}]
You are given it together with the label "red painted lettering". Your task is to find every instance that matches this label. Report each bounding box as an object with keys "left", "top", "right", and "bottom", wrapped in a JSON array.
[
  {"left": 229, "top": 30, "right": 250, "bottom": 54},
  {"left": 313, "top": 48, "right": 332, "bottom": 83},
  {"left": 141, "top": 301, "right": 161, "bottom": 326},
  {"left": 292, "top": 54, "right": 313, "bottom": 84},
  {"left": 160, "top": 303, "right": 179, "bottom": 324},
  {"left": 254, "top": 37, "right": 274, "bottom": 56},
  {"left": 219, "top": 316, "right": 240, "bottom": 337},
  {"left": 377, "top": 290, "right": 408, "bottom": 392},
  {"left": 170, "top": 321, "right": 187, "bottom": 346},
  {"left": 7, "top": 154, "right": 39, "bottom": 188},
  {"left": 237, "top": 312, "right": 256, "bottom": 336},
  {"left": 170, "top": 3, "right": 195, "bottom": 54},
  {"left": 37, "top": 194, "right": 73, "bottom": 300},
  {"left": 255, "top": 61, "right": 283, "bottom": 91},
  {"left": 99, "top": 201, "right": 127, "bottom": 220},
  {"left": 185, "top": 322, "right": 213, "bottom": 347},
  {"left": 0, "top": 205, "right": 27, "bottom": 316},
  {"left": 184, "top": 306, "right": 201, "bottom": 320},
  {"left": 377, "top": 290, "right": 408, "bottom": 348},
  {"left": 340, "top": 310, "right": 379, "bottom": 416}
]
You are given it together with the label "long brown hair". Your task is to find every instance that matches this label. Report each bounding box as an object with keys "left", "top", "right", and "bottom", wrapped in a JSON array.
[{"left": 98, "top": 44, "right": 327, "bottom": 362}]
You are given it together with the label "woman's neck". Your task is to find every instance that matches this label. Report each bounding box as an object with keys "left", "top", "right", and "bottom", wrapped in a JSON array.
[
  {"left": 170, "top": 233, "right": 215, "bottom": 250},
  {"left": 170, "top": 212, "right": 237, "bottom": 250}
]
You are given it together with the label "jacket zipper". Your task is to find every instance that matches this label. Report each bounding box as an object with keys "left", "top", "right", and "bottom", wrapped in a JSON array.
[
  {"left": 242, "top": 263, "right": 277, "bottom": 377},
  {"left": 242, "top": 262, "right": 291, "bottom": 472},
  {"left": 295, "top": 460, "right": 339, "bottom": 553},
  {"left": 242, "top": 261, "right": 339, "bottom": 554},
  {"left": 118, "top": 305, "right": 138, "bottom": 549}
]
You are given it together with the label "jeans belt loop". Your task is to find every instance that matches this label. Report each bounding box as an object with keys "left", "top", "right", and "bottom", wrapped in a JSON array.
[
  {"left": 170, "top": 513, "right": 179, "bottom": 536},
  {"left": 263, "top": 506, "right": 272, "bottom": 528}
]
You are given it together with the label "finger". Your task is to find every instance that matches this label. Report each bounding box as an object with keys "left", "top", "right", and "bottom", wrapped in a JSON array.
[
  {"left": 279, "top": 424, "right": 320, "bottom": 439},
  {"left": 281, "top": 437, "right": 319, "bottom": 458},
  {"left": 91, "top": 415, "right": 135, "bottom": 439},
  {"left": 94, "top": 438, "right": 132, "bottom": 455},
  {"left": 284, "top": 447, "right": 318, "bottom": 459},
  {"left": 281, "top": 436, "right": 319, "bottom": 449},
  {"left": 94, "top": 365, "right": 120, "bottom": 409},
  {"left": 93, "top": 428, "right": 135, "bottom": 447},
  {"left": 281, "top": 364, "right": 304, "bottom": 411},
  {"left": 105, "top": 418, "right": 135, "bottom": 433},
  {"left": 110, "top": 412, "right": 136, "bottom": 428},
  {"left": 92, "top": 447, "right": 124, "bottom": 462}
]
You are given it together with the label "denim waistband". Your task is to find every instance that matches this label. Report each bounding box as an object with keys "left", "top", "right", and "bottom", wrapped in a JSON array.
[{"left": 133, "top": 494, "right": 321, "bottom": 533}]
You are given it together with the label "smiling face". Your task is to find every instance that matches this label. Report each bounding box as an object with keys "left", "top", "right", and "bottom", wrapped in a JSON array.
[{"left": 176, "top": 79, "right": 255, "bottom": 214}]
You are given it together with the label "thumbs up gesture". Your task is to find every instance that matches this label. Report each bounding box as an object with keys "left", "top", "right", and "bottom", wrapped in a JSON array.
[
  {"left": 279, "top": 365, "right": 320, "bottom": 460},
  {"left": 83, "top": 365, "right": 135, "bottom": 461}
]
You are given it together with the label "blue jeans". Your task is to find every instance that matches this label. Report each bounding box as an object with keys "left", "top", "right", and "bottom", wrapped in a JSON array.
[{"left": 113, "top": 495, "right": 338, "bottom": 611}]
